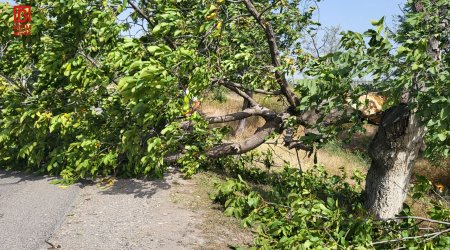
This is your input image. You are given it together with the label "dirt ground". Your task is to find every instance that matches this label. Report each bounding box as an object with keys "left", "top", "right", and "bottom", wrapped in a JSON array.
[{"left": 45, "top": 169, "right": 252, "bottom": 250}]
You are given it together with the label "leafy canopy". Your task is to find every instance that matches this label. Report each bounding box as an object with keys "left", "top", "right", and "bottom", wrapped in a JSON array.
[{"left": 0, "top": 0, "right": 317, "bottom": 181}]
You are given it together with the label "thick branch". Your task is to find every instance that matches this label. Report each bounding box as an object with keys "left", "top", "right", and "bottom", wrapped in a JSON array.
[
  {"left": 285, "top": 140, "right": 313, "bottom": 152},
  {"left": 242, "top": 0, "right": 300, "bottom": 108},
  {"left": 179, "top": 106, "right": 278, "bottom": 129},
  {"left": 129, "top": 1, "right": 177, "bottom": 50},
  {"left": 298, "top": 105, "right": 356, "bottom": 127},
  {"left": 165, "top": 116, "right": 281, "bottom": 162}
]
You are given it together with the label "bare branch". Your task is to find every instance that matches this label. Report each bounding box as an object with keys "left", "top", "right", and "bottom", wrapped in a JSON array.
[
  {"left": 78, "top": 52, "right": 118, "bottom": 85},
  {"left": 372, "top": 228, "right": 450, "bottom": 246},
  {"left": 0, "top": 72, "right": 33, "bottom": 97},
  {"left": 297, "top": 99, "right": 358, "bottom": 127},
  {"left": 220, "top": 81, "right": 259, "bottom": 107},
  {"left": 285, "top": 140, "right": 313, "bottom": 152},
  {"left": 221, "top": 80, "right": 282, "bottom": 95},
  {"left": 179, "top": 106, "right": 278, "bottom": 130},
  {"left": 0, "top": 72, "right": 20, "bottom": 87},
  {"left": 386, "top": 216, "right": 450, "bottom": 226},
  {"left": 241, "top": 0, "right": 300, "bottom": 108}
]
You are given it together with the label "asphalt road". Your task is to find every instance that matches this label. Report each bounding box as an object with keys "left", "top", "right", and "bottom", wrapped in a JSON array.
[
  {"left": 0, "top": 170, "right": 80, "bottom": 250},
  {"left": 0, "top": 170, "right": 204, "bottom": 250}
]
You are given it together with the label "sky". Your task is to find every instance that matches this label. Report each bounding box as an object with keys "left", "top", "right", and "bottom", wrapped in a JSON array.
[{"left": 315, "top": 0, "right": 406, "bottom": 32}]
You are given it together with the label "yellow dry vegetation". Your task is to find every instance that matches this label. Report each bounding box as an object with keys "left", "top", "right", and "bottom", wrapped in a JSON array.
[{"left": 200, "top": 93, "right": 450, "bottom": 193}]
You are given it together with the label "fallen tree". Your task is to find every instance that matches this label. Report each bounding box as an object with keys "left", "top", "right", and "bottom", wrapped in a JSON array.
[{"left": 0, "top": 0, "right": 449, "bottom": 221}]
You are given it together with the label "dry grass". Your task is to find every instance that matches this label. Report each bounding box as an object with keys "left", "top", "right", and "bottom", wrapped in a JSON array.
[
  {"left": 410, "top": 158, "right": 450, "bottom": 217},
  {"left": 201, "top": 93, "right": 370, "bottom": 182},
  {"left": 201, "top": 93, "right": 450, "bottom": 217},
  {"left": 256, "top": 139, "right": 369, "bottom": 182}
]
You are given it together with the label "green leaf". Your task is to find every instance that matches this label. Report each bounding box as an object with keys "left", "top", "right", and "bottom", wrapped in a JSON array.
[
  {"left": 131, "top": 103, "right": 147, "bottom": 114},
  {"left": 152, "top": 23, "right": 168, "bottom": 34},
  {"left": 117, "top": 76, "right": 136, "bottom": 91},
  {"left": 147, "top": 46, "right": 160, "bottom": 54},
  {"left": 437, "top": 133, "right": 447, "bottom": 142},
  {"left": 129, "top": 61, "right": 143, "bottom": 71},
  {"left": 64, "top": 63, "right": 72, "bottom": 77},
  {"left": 397, "top": 46, "right": 408, "bottom": 54},
  {"left": 370, "top": 16, "right": 385, "bottom": 26}
]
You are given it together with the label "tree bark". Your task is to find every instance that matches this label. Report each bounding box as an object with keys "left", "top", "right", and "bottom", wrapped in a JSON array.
[
  {"left": 234, "top": 91, "right": 253, "bottom": 136},
  {"left": 365, "top": 104, "right": 425, "bottom": 219},
  {"left": 364, "top": 0, "right": 444, "bottom": 219}
]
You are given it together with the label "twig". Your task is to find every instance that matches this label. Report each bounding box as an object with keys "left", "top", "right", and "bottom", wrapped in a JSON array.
[
  {"left": 295, "top": 149, "right": 302, "bottom": 173},
  {"left": 382, "top": 216, "right": 450, "bottom": 226},
  {"left": 372, "top": 228, "right": 450, "bottom": 246},
  {"left": 77, "top": 51, "right": 118, "bottom": 85},
  {"left": 128, "top": 1, "right": 177, "bottom": 50}
]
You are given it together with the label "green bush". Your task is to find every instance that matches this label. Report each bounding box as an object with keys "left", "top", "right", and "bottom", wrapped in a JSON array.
[{"left": 210, "top": 161, "right": 450, "bottom": 249}]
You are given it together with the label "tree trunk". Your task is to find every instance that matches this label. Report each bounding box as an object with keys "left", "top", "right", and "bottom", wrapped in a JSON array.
[
  {"left": 365, "top": 104, "right": 425, "bottom": 219},
  {"left": 364, "top": 0, "right": 444, "bottom": 219}
]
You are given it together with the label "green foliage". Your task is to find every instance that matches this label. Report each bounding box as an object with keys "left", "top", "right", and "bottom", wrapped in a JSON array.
[
  {"left": 1, "top": 0, "right": 449, "bottom": 247},
  {"left": 211, "top": 160, "right": 450, "bottom": 249},
  {"left": 302, "top": 0, "right": 450, "bottom": 160},
  {"left": 0, "top": 0, "right": 319, "bottom": 182}
]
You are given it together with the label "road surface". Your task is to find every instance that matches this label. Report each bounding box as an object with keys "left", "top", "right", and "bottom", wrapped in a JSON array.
[
  {"left": 0, "top": 170, "right": 204, "bottom": 250},
  {"left": 0, "top": 170, "right": 79, "bottom": 249}
]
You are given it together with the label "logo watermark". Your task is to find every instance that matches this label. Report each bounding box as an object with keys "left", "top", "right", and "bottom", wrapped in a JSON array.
[{"left": 13, "top": 5, "right": 32, "bottom": 36}]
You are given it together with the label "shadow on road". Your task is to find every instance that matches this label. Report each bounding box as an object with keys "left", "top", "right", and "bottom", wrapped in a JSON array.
[
  {"left": 0, "top": 168, "right": 180, "bottom": 199},
  {"left": 100, "top": 178, "right": 171, "bottom": 198},
  {"left": 0, "top": 169, "right": 48, "bottom": 185}
]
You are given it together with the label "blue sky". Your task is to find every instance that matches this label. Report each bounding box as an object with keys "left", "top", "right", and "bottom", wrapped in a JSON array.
[{"left": 315, "top": 0, "right": 406, "bottom": 32}]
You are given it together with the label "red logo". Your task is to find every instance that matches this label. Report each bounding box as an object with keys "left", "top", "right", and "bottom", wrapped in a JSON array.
[{"left": 13, "top": 6, "right": 32, "bottom": 36}]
